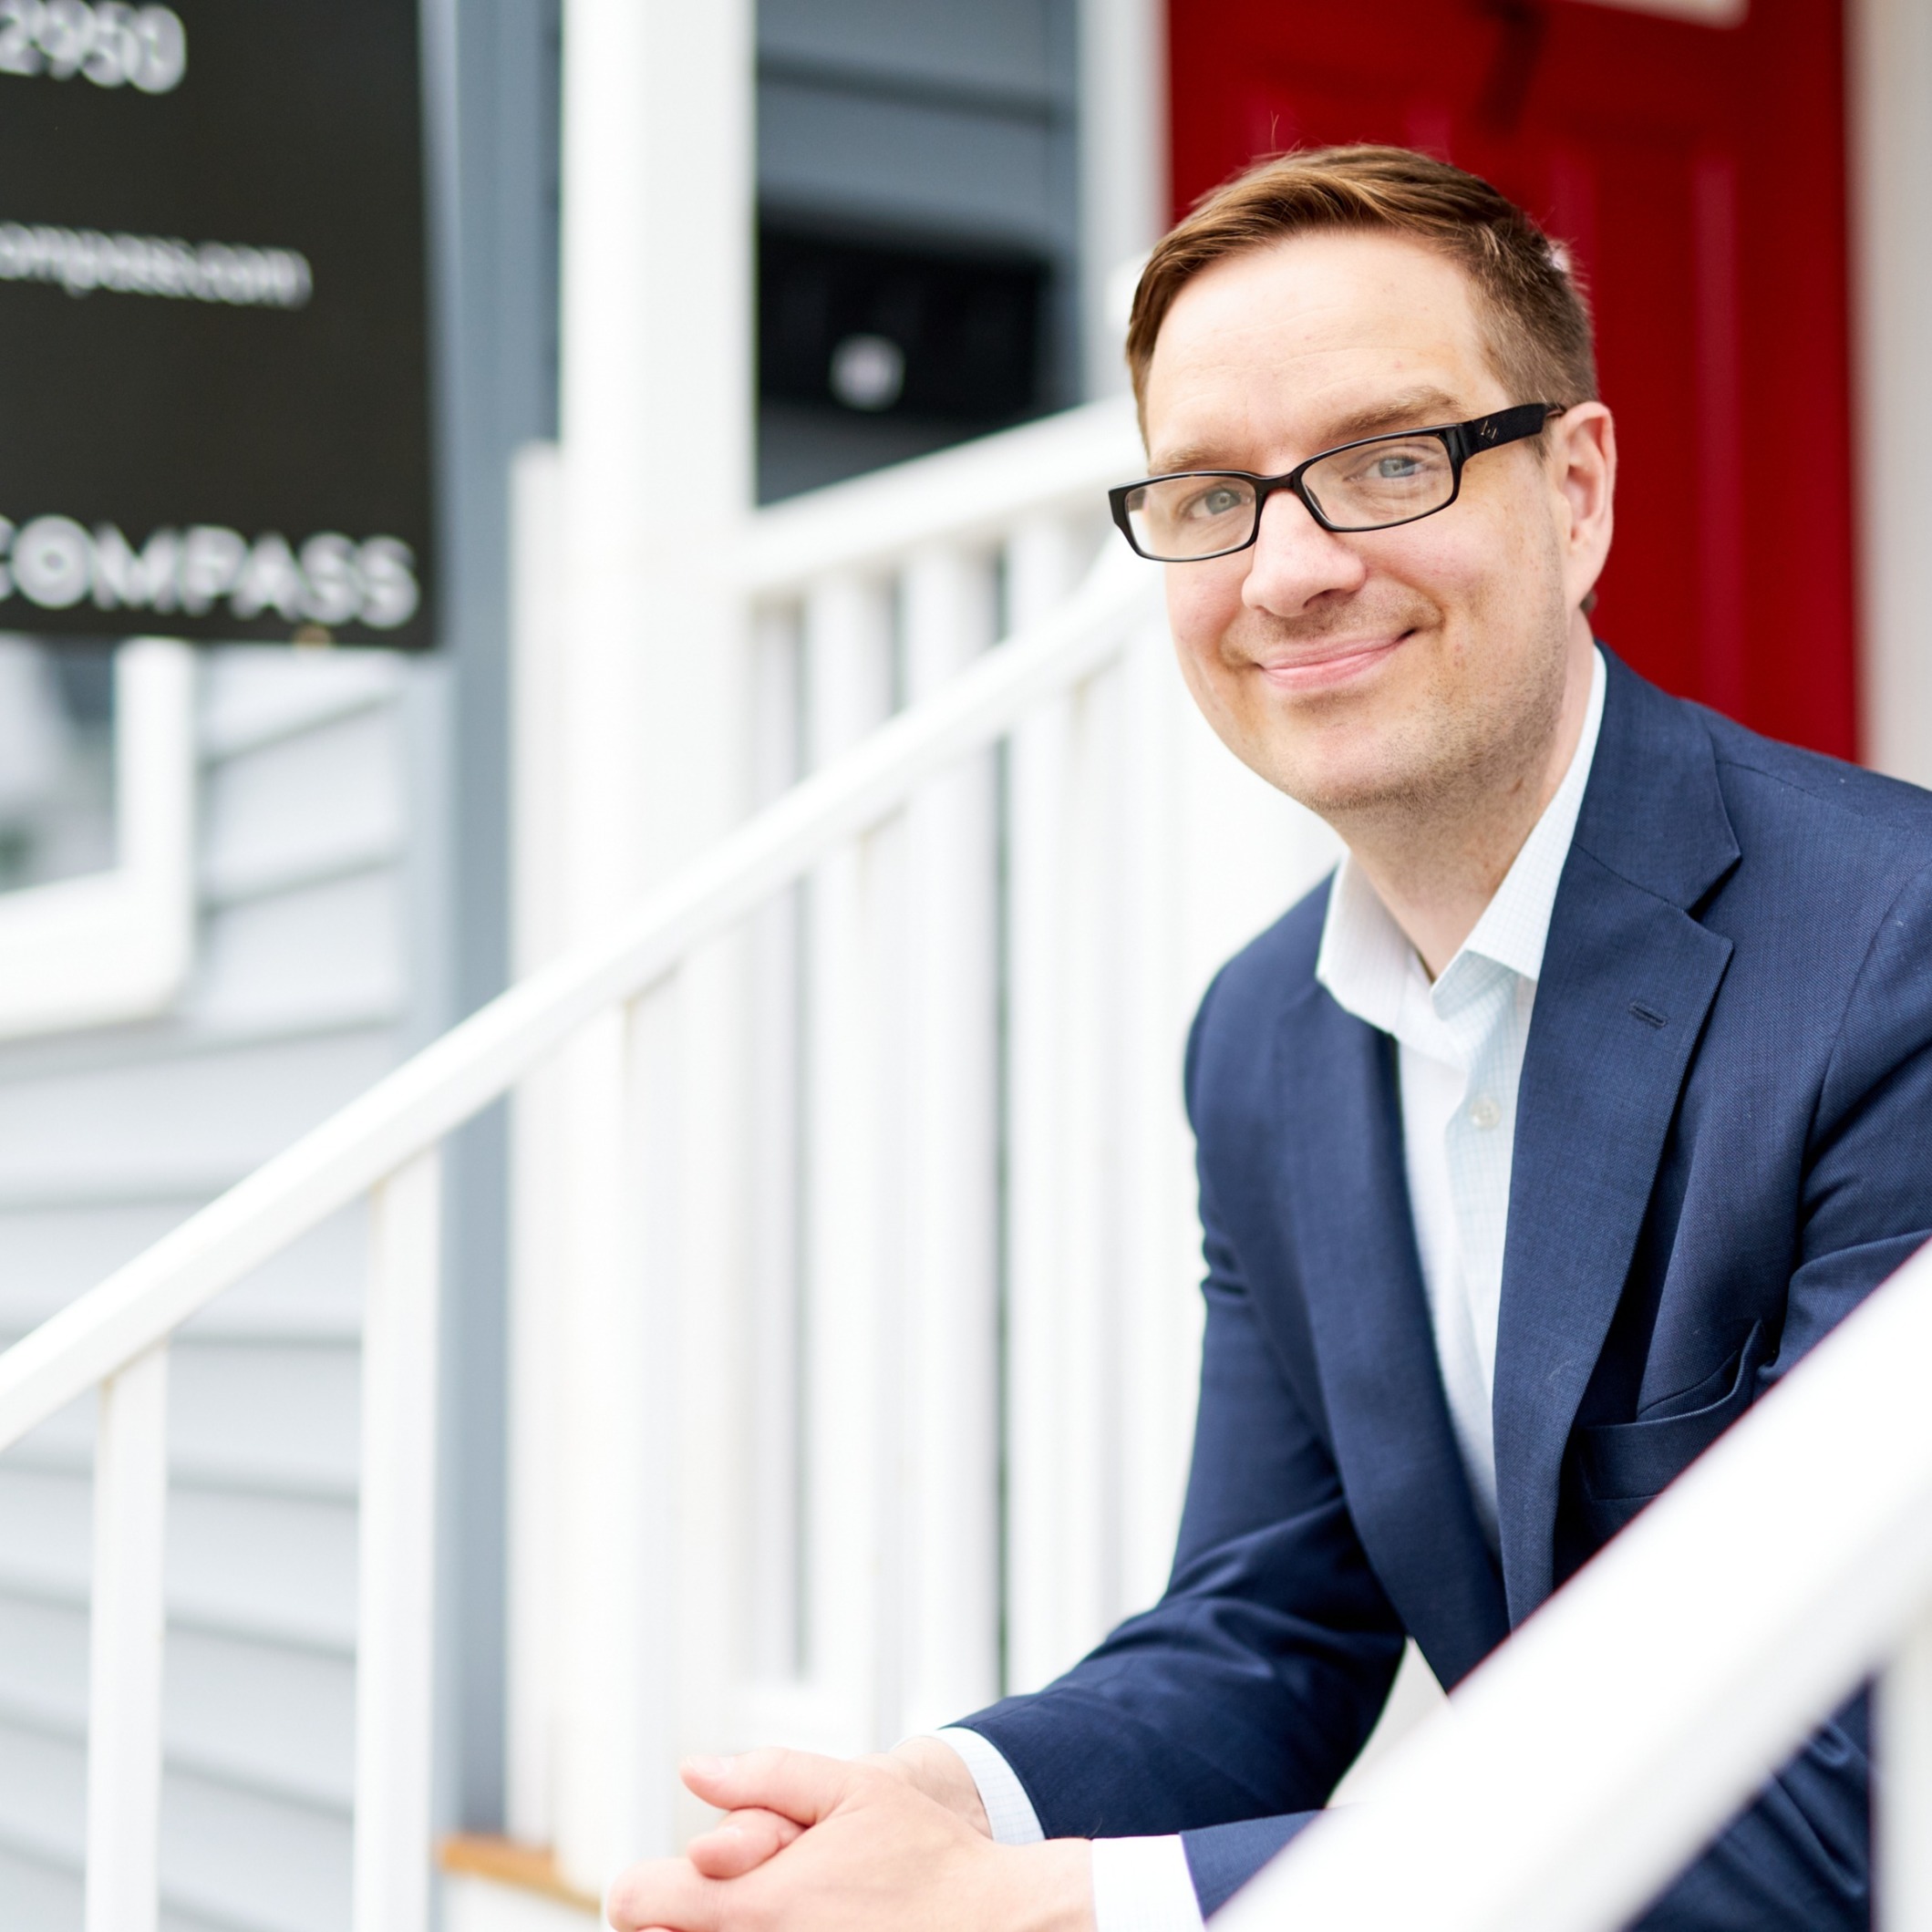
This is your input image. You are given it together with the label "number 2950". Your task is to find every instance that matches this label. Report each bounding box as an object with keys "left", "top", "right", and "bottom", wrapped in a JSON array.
[{"left": 0, "top": 0, "right": 187, "bottom": 94}]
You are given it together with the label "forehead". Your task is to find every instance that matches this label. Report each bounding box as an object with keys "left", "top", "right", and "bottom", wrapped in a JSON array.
[{"left": 1142, "top": 230, "right": 1503, "bottom": 470}]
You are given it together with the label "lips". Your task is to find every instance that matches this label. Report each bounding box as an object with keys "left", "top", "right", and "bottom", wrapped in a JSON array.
[{"left": 1252, "top": 630, "right": 1413, "bottom": 692}]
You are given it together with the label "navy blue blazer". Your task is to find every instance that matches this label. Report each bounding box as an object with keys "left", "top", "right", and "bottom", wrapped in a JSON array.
[{"left": 961, "top": 652, "right": 1932, "bottom": 1925}]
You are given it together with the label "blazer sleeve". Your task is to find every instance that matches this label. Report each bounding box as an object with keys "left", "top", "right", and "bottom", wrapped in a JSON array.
[{"left": 951, "top": 973, "right": 1406, "bottom": 1842}]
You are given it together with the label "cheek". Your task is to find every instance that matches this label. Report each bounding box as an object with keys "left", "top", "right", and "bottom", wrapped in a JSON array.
[
  {"left": 1163, "top": 563, "right": 1245, "bottom": 675},
  {"left": 1379, "top": 517, "right": 1541, "bottom": 660}
]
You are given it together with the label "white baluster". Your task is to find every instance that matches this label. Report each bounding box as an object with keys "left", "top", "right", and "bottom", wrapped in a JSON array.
[
  {"left": 1114, "top": 615, "right": 1198, "bottom": 1611},
  {"left": 354, "top": 1151, "right": 443, "bottom": 1932},
  {"left": 1004, "top": 517, "right": 1117, "bottom": 1691},
  {"left": 748, "top": 604, "right": 807, "bottom": 1686},
  {"left": 899, "top": 542, "right": 1001, "bottom": 1732},
  {"left": 1059, "top": 656, "right": 1128, "bottom": 1638},
  {"left": 1881, "top": 1607, "right": 1932, "bottom": 1932},
  {"left": 555, "top": 981, "right": 683, "bottom": 1890},
  {"left": 802, "top": 571, "right": 898, "bottom": 1751},
  {"left": 506, "top": 441, "right": 571, "bottom": 1846},
  {"left": 86, "top": 1344, "right": 170, "bottom": 1932},
  {"left": 668, "top": 936, "right": 753, "bottom": 1832}
]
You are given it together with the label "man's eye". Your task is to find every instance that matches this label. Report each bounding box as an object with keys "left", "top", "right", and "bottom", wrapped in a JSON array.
[
  {"left": 1371, "top": 455, "right": 1422, "bottom": 480},
  {"left": 1183, "top": 485, "right": 1247, "bottom": 520}
]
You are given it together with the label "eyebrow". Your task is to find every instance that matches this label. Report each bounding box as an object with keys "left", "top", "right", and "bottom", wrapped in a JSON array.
[{"left": 1148, "top": 385, "right": 1471, "bottom": 476}]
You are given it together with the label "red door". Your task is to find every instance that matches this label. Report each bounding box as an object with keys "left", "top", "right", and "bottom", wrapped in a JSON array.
[{"left": 1169, "top": 0, "right": 1857, "bottom": 759}]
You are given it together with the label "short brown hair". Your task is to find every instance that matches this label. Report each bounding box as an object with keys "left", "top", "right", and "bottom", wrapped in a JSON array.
[{"left": 1126, "top": 145, "right": 1596, "bottom": 421}]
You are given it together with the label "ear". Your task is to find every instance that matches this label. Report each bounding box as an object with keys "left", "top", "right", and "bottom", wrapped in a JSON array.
[{"left": 1550, "top": 402, "right": 1616, "bottom": 614}]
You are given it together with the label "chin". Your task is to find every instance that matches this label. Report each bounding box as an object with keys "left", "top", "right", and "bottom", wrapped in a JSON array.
[{"left": 1244, "top": 718, "right": 1424, "bottom": 819}]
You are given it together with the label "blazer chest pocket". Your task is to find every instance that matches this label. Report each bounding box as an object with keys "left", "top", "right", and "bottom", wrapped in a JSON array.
[{"left": 1574, "top": 1320, "right": 1772, "bottom": 1543}]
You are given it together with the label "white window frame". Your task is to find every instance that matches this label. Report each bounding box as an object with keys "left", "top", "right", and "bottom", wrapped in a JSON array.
[{"left": 0, "top": 637, "right": 196, "bottom": 1039}]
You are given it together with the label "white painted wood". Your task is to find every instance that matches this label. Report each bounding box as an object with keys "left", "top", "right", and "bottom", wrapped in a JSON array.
[
  {"left": 1880, "top": 1607, "right": 1932, "bottom": 1932},
  {"left": 0, "top": 641, "right": 196, "bottom": 1041},
  {"left": 1563, "top": 0, "right": 1745, "bottom": 20},
  {"left": 747, "top": 607, "right": 805, "bottom": 1687},
  {"left": 898, "top": 543, "right": 1001, "bottom": 1731},
  {"left": 548, "top": 0, "right": 752, "bottom": 1875},
  {"left": 352, "top": 1150, "right": 442, "bottom": 1932},
  {"left": 506, "top": 439, "right": 570, "bottom": 1846},
  {"left": 1113, "top": 615, "right": 1194, "bottom": 1613},
  {"left": 1003, "top": 515, "right": 1108, "bottom": 1692},
  {"left": 510, "top": 441, "right": 572, "bottom": 987},
  {"left": 83, "top": 1342, "right": 169, "bottom": 1932},
  {"left": 556, "top": 0, "right": 750, "bottom": 924},
  {"left": 1223, "top": 1235, "right": 1932, "bottom": 1932},
  {"left": 0, "top": 545, "right": 1150, "bottom": 1463},
  {"left": 744, "top": 398, "right": 1140, "bottom": 594},
  {"left": 1850, "top": 0, "right": 1932, "bottom": 786},
  {"left": 1078, "top": 0, "right": 1165, "bottom": 394},
  {"left": 553, "top": 984, "right": 682, "bottom": 1894},
  {"left": 665, "top": 933, "right": 754, "bottom": 1847},
  {"left": 801, "top": 572, "right": 899, "bottom": 1751},
  {"left": 1059, "top": 657, "right": 1127, "bottom": 1648}
]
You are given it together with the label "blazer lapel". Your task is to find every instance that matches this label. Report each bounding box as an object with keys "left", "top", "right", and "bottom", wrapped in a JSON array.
[
  {"left": 1275, "top": 985, "right": 1509, "bottom": 1686},
  {"left": 1493, "top": 656, "right": 1741, "bottom": 1620}
]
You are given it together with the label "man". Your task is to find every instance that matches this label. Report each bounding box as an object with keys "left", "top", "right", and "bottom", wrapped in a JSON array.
[{"left": 608, "top": 146, "right": 1932, "bottom": 1931}]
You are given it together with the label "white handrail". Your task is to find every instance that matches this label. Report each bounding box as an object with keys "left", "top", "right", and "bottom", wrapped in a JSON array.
[
  {"left": 741, "top": 397, "right": 1138, "bottom": 594},
  {"left": 1223, "top": 1233, "right": 1932, "bottom": 1932},
  {"left": 0, "top": 542, "right": 1153, "bottom": 1456}
]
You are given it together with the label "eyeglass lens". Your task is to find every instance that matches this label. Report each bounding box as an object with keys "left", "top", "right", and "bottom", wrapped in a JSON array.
[{"left": 1122, "top": 431, "right": 1459, "bottom": 560}]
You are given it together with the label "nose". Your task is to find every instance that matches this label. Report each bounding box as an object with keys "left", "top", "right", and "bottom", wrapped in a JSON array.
[{"left": 1241, "top": 484, "right": 1369, "bottom": 616}]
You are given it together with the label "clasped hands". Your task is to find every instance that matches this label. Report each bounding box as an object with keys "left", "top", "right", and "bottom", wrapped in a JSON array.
[{"left": 605, "top": 1736, "right": 1094, "bottom": 1932}]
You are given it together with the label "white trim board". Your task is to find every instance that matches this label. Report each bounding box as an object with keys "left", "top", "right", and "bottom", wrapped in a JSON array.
[
  {"left": 0, "top": 640, "right": 196, "bottom": 1039},
  {"left": 1852, "top": 0, "right": 1932, "bottom": 786},
  {"left": 1562, "top": 0, "right": 1748, "bottom": 25}
]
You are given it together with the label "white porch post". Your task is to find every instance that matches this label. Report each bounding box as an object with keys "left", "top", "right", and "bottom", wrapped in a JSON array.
[
  {"left": 544, "top": 0, "right": 754, "bottom": 1897},
  {"left": 1078, "top": 0, "right": 1165, "bottom": 393},
  {"left": 1851, "top": 0, "right": 1932, "bottom": 785}
]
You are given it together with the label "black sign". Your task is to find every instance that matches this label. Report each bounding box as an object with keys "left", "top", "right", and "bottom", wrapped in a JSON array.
[{"left": 0, "top": 0, "right": 436, "bottom": 647}]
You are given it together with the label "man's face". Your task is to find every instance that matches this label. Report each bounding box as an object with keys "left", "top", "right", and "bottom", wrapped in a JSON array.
[{"left": 1141, "top": 230, "right": 1607, "bottom": 820}]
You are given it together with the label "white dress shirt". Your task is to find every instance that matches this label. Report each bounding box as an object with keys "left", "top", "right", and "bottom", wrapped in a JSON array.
[{"left": 939, "top": 647, "right": 1608, "bottom": 1929}]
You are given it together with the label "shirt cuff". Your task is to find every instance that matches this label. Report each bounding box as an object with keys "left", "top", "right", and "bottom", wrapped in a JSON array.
[
  {"left": 927, "top": 1727, "right": 1044, "bottom": 1844},
  {"left": 1091, "top": 1835, "right": 1205, "bottom": 1932}
]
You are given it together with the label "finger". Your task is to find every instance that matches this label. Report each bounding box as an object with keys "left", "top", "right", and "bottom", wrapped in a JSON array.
[
  {"left": 687, "top": 1806, "right": 803, "bottom": 1879},
  {"left": 680, "top": 1748, "right": 853, "bottom": 1826},
  {"left": 604, "top": 1855, "right": 720, "bottom": 1932}
]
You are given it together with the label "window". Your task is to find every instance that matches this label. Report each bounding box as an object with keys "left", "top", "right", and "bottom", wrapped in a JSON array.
[{"left": 0, "top": 636, "right": 196, "bottom": 1037}]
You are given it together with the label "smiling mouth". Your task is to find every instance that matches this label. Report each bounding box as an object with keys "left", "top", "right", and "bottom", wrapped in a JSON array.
[{"left": 1253, "top": 630, "right": 1414, "bottom": 690}]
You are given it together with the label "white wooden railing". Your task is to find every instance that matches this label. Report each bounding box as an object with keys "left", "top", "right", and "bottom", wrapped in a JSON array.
[
  {"left": 1225, "top": 1229, "right": 1932, "bottom": 1932},
  {"left": 0, "top": 395, "right": 1279, "bottom": 1926},
  {"left": 502, "top": 397, "right": 1321, "bottom": 1887}
]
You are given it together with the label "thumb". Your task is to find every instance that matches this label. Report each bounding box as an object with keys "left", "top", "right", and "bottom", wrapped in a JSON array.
[{"left": 680, "top": 1748, "right": 854, "bottom": 1827}]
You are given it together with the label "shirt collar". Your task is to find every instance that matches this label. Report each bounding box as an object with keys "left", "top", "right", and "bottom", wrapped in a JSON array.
[{"left": 1317, "top": 645, "right": 1607, "bottom": 1027}]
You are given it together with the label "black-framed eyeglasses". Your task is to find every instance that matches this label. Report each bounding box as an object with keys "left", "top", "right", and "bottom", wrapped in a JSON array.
[{"left": 1108, "top": 401, "right": 1565, "bottom": 563}]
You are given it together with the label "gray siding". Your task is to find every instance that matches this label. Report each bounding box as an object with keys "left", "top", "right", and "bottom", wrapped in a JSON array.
[
  {"left": 0, "top": 647, "right": 418, "bottom": 1932},
  {"left": 755, "top": 0, "right": 1083, "bottom": 499}
]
